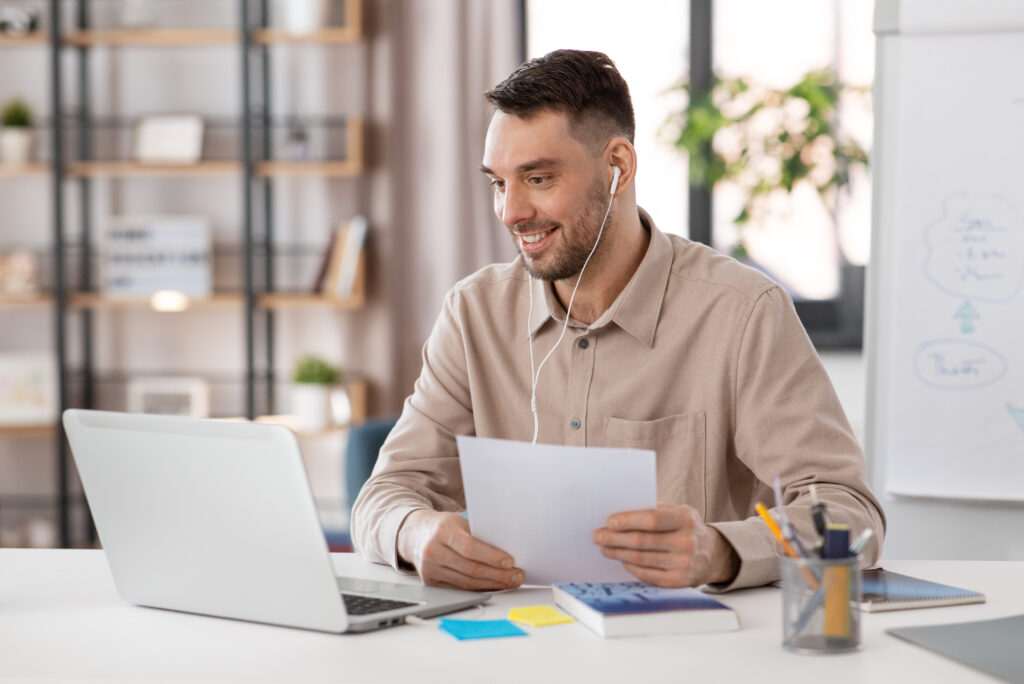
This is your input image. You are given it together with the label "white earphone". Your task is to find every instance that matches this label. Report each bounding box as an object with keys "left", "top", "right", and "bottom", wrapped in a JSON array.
[{"left": 526, "top": 164, "right": 622, "bottom": 445}]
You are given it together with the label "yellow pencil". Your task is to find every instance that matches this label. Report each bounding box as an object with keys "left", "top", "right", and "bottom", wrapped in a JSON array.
[{"left": 756, "top": 503, "right": 818, "bottom": 590}]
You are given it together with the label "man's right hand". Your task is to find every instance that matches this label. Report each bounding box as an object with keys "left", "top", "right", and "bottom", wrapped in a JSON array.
[{"left": 396, "top": 510, "right": 524, "bottom": 591}]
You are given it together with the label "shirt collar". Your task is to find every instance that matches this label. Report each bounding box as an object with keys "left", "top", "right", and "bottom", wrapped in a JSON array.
[{"left": 526, "top": 208, "right": 673, "bottom": 348}]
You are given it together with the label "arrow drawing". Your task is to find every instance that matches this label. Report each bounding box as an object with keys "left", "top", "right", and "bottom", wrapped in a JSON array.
[
  {"left": 1010, "top": 404, "right": 1024, "bottom": 433},
  {"left": 953, "top": 300, "right": 979, "bottom": 334}
]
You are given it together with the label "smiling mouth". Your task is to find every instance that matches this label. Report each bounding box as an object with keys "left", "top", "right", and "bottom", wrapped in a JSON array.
[
  {"left": 516, "top": 226, "right": 558, "bottom": 254},
  {"left": 521, "top": 230, "right": 550, "bottom": 244}
]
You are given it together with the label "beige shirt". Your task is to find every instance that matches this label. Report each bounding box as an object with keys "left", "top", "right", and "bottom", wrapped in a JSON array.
[{"left": 352, "top": 211, "right": 885, "bottom": 590}]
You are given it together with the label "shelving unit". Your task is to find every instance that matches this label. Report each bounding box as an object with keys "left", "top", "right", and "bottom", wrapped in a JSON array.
[
  {"left": 0, "top": 0, "right": 371, "bottom": 548},
  {"left": 0, "top": 21, "right": 64, "bottom": 548}
]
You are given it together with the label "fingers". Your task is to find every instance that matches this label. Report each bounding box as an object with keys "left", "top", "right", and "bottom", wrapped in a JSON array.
[
  {"left": 444, "top": 523, "right": 515, "bottom": 570},
  {"left": 427, "top": 566, "right": 524, "bottom": 592},
  {"left": 598, "top": 545, "right": 677, "bottom": 569},
  {"left": 410, "top": 512, "right": 524, "bottom": 591},
  {"left": 605, "top": 504, "right": 697, "bottom": 533},
  {"left": 620, "top": 562, "right": 689, "bottom": 588}
]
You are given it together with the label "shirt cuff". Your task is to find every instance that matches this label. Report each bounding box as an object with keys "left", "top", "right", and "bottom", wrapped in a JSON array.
[
  {"left": 380, "top": 505, "right": 429, "bottom": 574},
  {"left": 705, "top": 519, "right": 781, "bottom": 592}
]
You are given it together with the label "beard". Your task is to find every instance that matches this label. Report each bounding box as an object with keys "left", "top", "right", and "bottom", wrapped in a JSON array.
[{"left": 511, "top": 180, "right": 610, "bottom": 282}]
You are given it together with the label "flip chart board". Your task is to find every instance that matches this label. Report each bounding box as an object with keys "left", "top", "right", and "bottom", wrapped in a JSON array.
[{"left": 867, "top": 0, "right": 1024, "bottom": 501}]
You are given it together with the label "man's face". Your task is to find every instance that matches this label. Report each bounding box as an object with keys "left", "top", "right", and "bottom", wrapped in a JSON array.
[{"left": 480, "top": 110, "right": 609, "bottom": 281}]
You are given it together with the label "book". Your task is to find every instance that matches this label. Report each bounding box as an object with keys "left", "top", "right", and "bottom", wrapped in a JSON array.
[
  {"left": 861, "top": 568, "right": 986, "bottom": 613},
  {"left": 309, "top": 227, "right": 338, "bottom": 293},
  {"left": 324, "top": 215, "right": 368, "bottom": 298},
  {"left": 552, "top": 581, "right": 739, "bottom": 638}
]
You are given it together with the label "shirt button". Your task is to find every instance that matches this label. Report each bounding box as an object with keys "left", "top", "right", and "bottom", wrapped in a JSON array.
[
  {"left": 570, "top": 418, "right": 582, "bottom": 430},
  {"left": 577, "top": 338, "right": 590, "bottom": 349}
]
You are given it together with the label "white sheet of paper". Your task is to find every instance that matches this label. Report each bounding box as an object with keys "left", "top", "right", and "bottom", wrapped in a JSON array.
[{"left": 456, "top": 435, "right": 656, "bottom": 585}]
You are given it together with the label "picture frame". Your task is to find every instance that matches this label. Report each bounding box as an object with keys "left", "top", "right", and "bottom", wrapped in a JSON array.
[
  {"left": 0, "top": 352, "right": 57, "bottom": 425},
  {"left": 102, "top": 215, "right": 211, "bottom": 297},
  {"left": 127, "top": 376, "right": 210, "bottom": 418},
  {"left": 134, "top": 114, "right": 204, "bottom": 164}
]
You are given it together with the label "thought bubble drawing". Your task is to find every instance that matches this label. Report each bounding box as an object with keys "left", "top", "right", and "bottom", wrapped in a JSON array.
[
  {"left": 914, "top": 339, "right": 1007, "bottom": 390},
  {"left": 923, "top": 194, "right": 1024, "bottom": 302}
]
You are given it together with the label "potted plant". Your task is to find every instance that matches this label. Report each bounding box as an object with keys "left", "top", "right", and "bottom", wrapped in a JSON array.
[
  {"left": 291, "top": 354, "right": 342, "bottom": 432},
  {"left": 0, "top": 99, "right": 34, "bottom": 166},
  {"left": 664, "top": 69, "right": 869, "bottom": 261}
]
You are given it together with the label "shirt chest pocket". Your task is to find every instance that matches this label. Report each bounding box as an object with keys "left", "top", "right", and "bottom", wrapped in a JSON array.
[{"left": 603, "top": 412, "right": 706, "bottom": 517}]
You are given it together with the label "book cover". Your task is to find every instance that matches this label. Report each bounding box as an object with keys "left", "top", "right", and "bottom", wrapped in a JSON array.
[
  {"left": 552, "top": 581, "right": 739, "bottom": 638},
  {"left": 331, "top": 215, "right": 368, "bottom": 298},
  {"left": 310, "top": 228, "right": 338, "bottom": 293},
  {"left": 861, "top": 568, "right": 985, "bottom": 612}
]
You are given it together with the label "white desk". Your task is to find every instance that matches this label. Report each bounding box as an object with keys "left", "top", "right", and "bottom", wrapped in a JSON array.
[{"left": 0, "top": 551, "right": 1019, "bottom": 683}]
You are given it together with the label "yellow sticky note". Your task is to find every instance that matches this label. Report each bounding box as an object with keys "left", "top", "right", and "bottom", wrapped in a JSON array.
[{"left": 508, "top": 605, "right": 574, "bottom": 627}]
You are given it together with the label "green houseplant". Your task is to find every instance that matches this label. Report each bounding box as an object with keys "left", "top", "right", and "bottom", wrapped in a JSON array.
[
  {"left": 664, "top": 69, "right": 868, "bottom": 260},
  {"left": 291, "top": 355, "right": 343, "bottom": 432},
  {"left": 1, "top": 98, "right": 34, "bottom": 165}
]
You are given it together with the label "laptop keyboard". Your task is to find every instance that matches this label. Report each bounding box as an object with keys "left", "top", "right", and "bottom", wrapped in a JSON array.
[{"left": 341, "top": 592, "right": 417, "bottom": 615}]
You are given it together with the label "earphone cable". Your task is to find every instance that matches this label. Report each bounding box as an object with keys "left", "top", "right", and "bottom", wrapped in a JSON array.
[{"left": 527, "top": 193, "right": 615, "bottom": 445}]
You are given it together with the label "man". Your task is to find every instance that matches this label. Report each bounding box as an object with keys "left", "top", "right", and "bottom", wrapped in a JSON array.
[{"left": 352, "top": 49, "right": 884, "bottom": 592}]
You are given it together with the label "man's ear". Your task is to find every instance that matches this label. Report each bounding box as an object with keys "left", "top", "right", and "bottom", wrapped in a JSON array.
[{"left": 605, "top": 138, "right": 637, "bottom": 198}]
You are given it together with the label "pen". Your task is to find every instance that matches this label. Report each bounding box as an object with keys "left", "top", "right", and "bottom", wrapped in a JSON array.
[
  {"left": 755, "top": 503, "right": 818, "bottom": 590},
  {"left": 849, "top": 528, "right": 873, "bottom": 556},
  {"left": 772, "top": 475, "right": 812, "bottom": 558},
  {"left": 809, "top": 484, "right": 830, "bottom": 539}
]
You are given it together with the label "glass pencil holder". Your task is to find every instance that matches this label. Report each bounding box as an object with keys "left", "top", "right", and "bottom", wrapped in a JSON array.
[{"left": 780, "top": 554, "right": 862, "bottom": 654}]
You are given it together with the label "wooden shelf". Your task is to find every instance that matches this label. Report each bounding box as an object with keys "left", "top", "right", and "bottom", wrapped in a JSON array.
[
  {"left": 256, "top": 160, "right": 361, "bottom": 177},
  {"left": 257, "top": 117, "right": 363, "bottom": 177},
  {"left": 253, "top": 27, "right": 361, "bottom": 44},
  {"left": 0, "top": 163, "right": 50, "bottom": 178},
  {"left": 259, "top": 292, "right": 364, "bottom": 309},
  {"left": 63, "top": 29, "right": 238, "bottom": 47},
  {"left": 0, "top": 423, "right": 55, "bottom": 438},
  {"left": 0, "top": 293, "right": 51, "bottom": 309},
  {"left": 0, "top": 34, "right": 48, "bottom": 47},
  {"left": 68, "top": 293, "right": 243, "bottom": 310},
  {"left": 66, "top": 161, "right": 241, "bottom": 178}
]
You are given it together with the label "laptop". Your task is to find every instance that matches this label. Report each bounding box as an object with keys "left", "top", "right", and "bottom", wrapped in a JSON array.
[{"left": 62, "top": 409, "right": 489, "bottom": 633}]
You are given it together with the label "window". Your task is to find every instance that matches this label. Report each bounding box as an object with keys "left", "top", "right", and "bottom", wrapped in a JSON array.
[
  {"left": 524, "top": 0, "right": 874, "bottom": 347},
  {"left": 526, "top": 1, "right": 690, "bottom": 238}
]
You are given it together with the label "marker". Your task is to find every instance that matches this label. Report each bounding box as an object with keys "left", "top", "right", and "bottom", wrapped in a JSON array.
[{"left": 823, "top": 524, "right": 852, "bottom": 641}]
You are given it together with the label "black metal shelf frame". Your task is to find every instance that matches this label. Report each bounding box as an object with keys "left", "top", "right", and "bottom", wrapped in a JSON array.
[{"left": 45, "top": 0, "right": 363, "bottom": 547}]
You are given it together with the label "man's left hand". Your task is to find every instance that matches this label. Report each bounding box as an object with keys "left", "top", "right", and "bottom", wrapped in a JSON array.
[{"left": 592, "top": 502, "right": 739, "bottom": 587}]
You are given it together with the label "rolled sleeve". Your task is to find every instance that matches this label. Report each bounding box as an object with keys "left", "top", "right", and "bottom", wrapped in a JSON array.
[{"left": 351, "top": 289, "right": 476, "bottom": 570}]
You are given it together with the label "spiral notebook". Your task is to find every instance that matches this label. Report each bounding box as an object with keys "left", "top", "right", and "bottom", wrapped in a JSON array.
[{"left": 861, "top": 568, "right": 985, "bottom": 613}]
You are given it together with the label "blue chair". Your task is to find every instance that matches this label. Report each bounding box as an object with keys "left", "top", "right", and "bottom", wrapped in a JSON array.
[
  {"left": 324, "top": 416, "right": 399, "bottom": 552},
  {"left": 344, "top": 415, "right": 399, "bottom": 513}
]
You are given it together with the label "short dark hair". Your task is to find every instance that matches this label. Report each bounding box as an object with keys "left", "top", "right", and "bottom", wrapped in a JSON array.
[{"left": 484, "top": 49, "right": 636, "bottom": 148}]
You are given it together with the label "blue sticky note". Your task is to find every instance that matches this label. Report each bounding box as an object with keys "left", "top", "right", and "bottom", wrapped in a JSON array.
[{"left": 438, "top": 618, "right": 527, "bottom": 640}]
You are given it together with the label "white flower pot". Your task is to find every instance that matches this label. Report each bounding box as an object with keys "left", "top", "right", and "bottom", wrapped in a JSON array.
[
  {"left": 0, "top": 128, "right": 33, "bottom": 165},
  {"left": 279, "top": 0, "right": 328, "bottom": 34},
  {"left": 292, "top": 383, "right": 331, "bottom": 433}
]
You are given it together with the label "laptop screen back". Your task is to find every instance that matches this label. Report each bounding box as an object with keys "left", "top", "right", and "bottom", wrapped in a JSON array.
[{"left": 63, "top": 409, "right": 349, "bottom": 632}]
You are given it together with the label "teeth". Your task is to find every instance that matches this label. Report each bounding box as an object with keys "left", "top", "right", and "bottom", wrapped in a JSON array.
[{"left": 522, "top": 231, "right": 550, "bottom": 244}]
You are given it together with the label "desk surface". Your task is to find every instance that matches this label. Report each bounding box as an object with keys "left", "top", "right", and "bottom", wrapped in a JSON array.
[{"left": 0, "top": 551, "right": 1019, "bottom": 683}]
